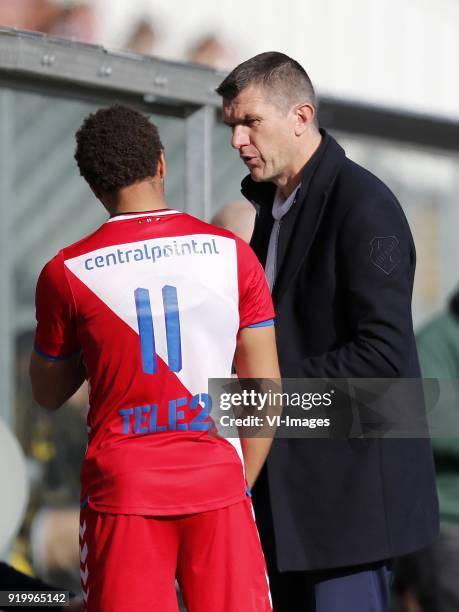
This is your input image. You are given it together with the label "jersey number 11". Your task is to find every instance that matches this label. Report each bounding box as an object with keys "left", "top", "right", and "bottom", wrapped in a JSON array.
[{"left": 134, "top": 286, "right": 182, "bottom": 374}]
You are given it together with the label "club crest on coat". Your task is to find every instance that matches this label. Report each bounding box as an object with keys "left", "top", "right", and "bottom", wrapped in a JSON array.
[{"left": 369, "top": 236, "right": 401, "bottom": 275}]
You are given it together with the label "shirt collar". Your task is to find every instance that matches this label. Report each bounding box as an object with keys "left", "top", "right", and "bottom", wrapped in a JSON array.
[
  {"left": 106, "top": 209, "right": 180, "bottom": 223},
  {"left": 272, "top": 184, "right": 301, "bottom": 220}
]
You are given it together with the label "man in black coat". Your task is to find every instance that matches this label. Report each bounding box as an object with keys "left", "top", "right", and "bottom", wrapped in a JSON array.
[{"left": 217, "top": 52, "right": 439, "bottom": 612}]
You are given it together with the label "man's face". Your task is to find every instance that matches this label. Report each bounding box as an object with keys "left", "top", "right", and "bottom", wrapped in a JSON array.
[{"left": 222, "top": 85, "right": 297, "bottom": 184}]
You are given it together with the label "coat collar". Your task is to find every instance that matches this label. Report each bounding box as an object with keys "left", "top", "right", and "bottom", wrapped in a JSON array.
[
  {"left": 241, "top": 129, "right": 330, "bottom": 207},
  {"left": 242, "top": 130, "right": 346, "bottom": 304}
]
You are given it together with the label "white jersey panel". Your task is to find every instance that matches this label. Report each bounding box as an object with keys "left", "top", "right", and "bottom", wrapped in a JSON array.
[{"left": 64, "top": 233, "right": 240, "bottom": 397}]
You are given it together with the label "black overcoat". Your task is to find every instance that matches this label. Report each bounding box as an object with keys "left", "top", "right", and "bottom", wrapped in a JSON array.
[{"left": 244, "top": 131, "right": 439, "bottom": 572}]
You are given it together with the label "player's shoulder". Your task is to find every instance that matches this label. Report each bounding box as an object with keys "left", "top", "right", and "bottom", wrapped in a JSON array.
[
  {"left": 59, "top": 223, "right": 109, "bottom": 260},
  {"left": 180, "top": 213, "right": 257, "bottom": 260},
  {"left": 39, "top": 223, "right": 107, "bottom": 277},
  {"left": 36, "top": 249, "right": 70, "bottom": 293},
  {"left": 179, "top": 212, "right": 238, "bottom": 241}
]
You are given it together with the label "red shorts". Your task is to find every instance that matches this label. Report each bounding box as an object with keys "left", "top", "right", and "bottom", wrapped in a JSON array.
[{"left": 79, "top": 498, "right": 272, "bottom": 611}]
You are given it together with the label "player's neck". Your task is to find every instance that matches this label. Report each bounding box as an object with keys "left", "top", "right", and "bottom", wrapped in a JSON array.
[
  {"left": 105, "top": 179, "right": 169, "bottom": 216},
  {"left": 109, "top": 198, "right": 169, "bottom": 216}
]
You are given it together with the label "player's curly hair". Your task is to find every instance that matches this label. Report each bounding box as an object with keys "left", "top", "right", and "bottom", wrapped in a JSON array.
[{"left": 74, "top": 104, "right": 163, "bottom": 193}]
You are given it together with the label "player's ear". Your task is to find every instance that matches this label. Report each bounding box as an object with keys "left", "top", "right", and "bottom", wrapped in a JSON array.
[{"left": 158, "top": 150, "right": 167, "bottom": 180}]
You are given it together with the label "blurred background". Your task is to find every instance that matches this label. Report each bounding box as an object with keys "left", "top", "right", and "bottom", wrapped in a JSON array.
[{"left": 0, "top": 1, "right": 458, "bottom": 610}]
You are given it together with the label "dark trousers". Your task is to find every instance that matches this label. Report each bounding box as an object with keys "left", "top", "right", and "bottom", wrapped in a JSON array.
[
  {"left": 266, "top": 558, "right": 392, "bottom": 612},
  {"left": 253, "top": 471, "right": 392, "bottom": 612}
]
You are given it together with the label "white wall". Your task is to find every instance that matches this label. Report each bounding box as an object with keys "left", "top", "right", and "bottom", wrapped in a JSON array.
[{"left": 95, "top": 0, "right": 459, "bottom": 120}]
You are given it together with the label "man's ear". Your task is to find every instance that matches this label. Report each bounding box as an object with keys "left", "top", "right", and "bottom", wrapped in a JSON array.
[
  {"left": 294, "top": 102, "right": 316, "bottom": 136},
  {"left": 158, "top": 150, "right": 167, "bottom": 179}
]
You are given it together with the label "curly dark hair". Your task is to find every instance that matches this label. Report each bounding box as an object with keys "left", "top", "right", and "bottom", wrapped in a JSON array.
[{"left": 74, "top": 104, "right": 163, "bottom": 193}]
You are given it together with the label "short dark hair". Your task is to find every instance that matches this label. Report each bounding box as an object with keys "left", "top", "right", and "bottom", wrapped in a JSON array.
[
  {"left": 74, "top": 104, "right": 163, "bottom": 193},
  {"left": 216, "top": 51, "right": 317, "bottom": 113}
]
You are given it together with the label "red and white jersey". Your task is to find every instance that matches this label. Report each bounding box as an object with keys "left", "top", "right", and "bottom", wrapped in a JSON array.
[{"left": 34, "top": 209, "right": 274, "bottom": 515}]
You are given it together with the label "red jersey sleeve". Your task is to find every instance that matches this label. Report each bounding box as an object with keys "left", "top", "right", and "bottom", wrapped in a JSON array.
[
  {"left": 236, "top": 237, "right": 275, "bottom": 330},
  {"left": 34, "top": 252, "right": 80, "bottom": 360}
]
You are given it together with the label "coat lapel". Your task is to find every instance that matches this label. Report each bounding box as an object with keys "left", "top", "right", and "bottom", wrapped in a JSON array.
[
  {"left": 243, "top": 178, "right": 276, "bottom": 267},
  {"left": 241, "top": 134, "right": 346, "bottom": 305},
  {"left": 272, "top": 137, "right": 345, "bottom": 304}
]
